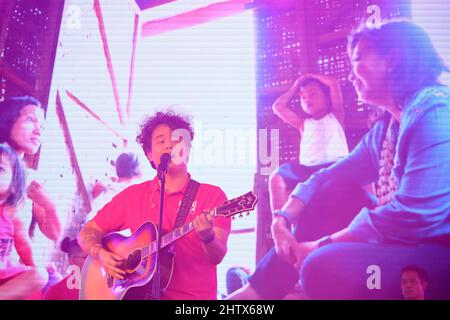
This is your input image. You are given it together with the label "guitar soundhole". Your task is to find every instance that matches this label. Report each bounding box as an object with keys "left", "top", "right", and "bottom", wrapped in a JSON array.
[{"left": 126, "top": 249, "right": 142, "bottom": 270}]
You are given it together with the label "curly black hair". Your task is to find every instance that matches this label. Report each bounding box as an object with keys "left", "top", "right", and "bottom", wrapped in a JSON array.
[{"left": 136, "top": 110, "right": 194, "bottom": 155}]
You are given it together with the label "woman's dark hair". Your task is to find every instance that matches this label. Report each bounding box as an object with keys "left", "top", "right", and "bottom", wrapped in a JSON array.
[
  {"left": 0, "top": 96, "right": 42, "bottom": 144},
  {"left": 115, "top": 152, "right": 140, "bottom": 178},
  {"left": 136, "top": 110, "right": 194, "bottom": 155},
  {"left": 348, "top": 19, "right": 449, "bottom": 107},
  {"left": 0, "top": 143, "right": 26, "bottom": 207}
]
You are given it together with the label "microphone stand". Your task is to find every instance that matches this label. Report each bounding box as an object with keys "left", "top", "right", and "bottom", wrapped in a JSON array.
[{"left": 152, "top": 168, "right": 166, "bottom": 300}]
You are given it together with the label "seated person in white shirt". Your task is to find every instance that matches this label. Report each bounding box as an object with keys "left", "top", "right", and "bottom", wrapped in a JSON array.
[{"left": 269, "top": 73, "right": 349, "bottom": 212}]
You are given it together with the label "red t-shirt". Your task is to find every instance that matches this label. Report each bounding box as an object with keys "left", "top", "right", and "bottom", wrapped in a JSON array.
[
  {"left": 43, "top": 275, "right": 79, "bottom": 300},
  {"left": 93, "top": 175, "right": 231, "bottom": 300}
]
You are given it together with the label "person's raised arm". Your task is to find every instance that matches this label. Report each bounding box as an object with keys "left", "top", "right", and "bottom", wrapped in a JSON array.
[{"left": 272, "top": 77, "right": 307, "bottom": 133}]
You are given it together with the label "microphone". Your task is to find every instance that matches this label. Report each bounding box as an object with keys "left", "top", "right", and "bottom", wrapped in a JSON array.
[{"left": 157, "top": 153, "right": 171, "bottom": 177}]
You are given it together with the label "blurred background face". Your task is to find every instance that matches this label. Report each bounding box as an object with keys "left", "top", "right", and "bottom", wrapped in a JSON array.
[
  {"left": 401, "top": 271, "right": 426, "bottom": 300},
  {"left": 299, "top": 81, "right": 329, "bottom": 117},
  {"left": 349, "top": 39, "right": 391, "bottom": 107},
  {"left": 9, "top": 104, "right": 44, "bottom": 156},
  {"left": 0, "top": 153, "right": 13, "bottom": 196}
]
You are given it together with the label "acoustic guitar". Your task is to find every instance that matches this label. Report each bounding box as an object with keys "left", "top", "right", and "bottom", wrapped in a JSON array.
[{"left": 79, "top": 191, "right": 257, "bottom": 300}]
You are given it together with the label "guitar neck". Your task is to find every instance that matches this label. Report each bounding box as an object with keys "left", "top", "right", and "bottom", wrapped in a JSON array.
[
  {"left": 142, "top": 213, "right": 211, "bottom": 259},
  {"left": 139, "top": 190, "right": 257, "bottom": 260},
  {"left": 161, "top": 222, "right": 196, "bottom": 248}
]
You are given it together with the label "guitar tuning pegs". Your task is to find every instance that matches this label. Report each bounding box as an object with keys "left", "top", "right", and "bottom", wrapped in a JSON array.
[
  {"left": 232, "top": 216, "right": 235, "bottom": 220},
  {"left": 246, "top": 211, "right": 250, "bottom": 216},
  {"left": 239, "top": 213, "right": 243, "bottom": 218}
]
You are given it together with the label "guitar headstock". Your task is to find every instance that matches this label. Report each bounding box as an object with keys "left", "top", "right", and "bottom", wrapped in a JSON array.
[{"left": 215, "top": 191, "right": 257, "bottom": 218}]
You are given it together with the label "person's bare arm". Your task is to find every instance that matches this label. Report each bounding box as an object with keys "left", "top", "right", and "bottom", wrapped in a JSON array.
[
  {"left": 271, "top": 196, "right": 358, "bottom": 267},
  {"left": 272, "top": 78, "right": 306, "bottom": 134},
  {"left": 203, "top": 227, "right": 229, "bottom": 265},
  {"left": 193, "top": 212, "right": 229, "bottom": 265},
  {"left": 77, "top": 220, "right": 105, "bottom": 256},
  {"left": 271, "top": 196, "right": 306, "bottom": 264},
  {"left": 28, "top": 180, "right": 61, "bottom": 241},
  {"left": 12, "top": 208, "right": 35, "bottom": 266},
  {"left": 78, "top": 220, "right": 125, "bottom": 279},
  {"left": 203, "top": 227, "right": 228, "bottom": 264}
]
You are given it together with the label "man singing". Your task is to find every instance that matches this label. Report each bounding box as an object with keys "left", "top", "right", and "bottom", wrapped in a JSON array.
[{"left": 78, "top": 110, "right": 231, "bottom": 300}]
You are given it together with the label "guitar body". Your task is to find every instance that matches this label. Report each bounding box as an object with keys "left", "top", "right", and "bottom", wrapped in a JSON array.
[{"left": 80, "top": 222, "right": 174, "bottom": 300}]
